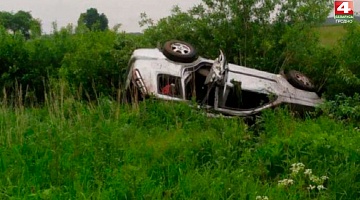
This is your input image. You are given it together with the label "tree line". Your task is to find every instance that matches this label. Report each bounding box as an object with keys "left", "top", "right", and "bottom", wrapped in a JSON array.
[{"left": 0, "top": 8, "right": 109, "bottom": 37}]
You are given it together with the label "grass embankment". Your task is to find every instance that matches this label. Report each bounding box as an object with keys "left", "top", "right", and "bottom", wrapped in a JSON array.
[
  {"left": 0, "top": 97, "right": 359, "bottom": 199},
  {"left": 317, "top": 25, "right": 346, "bottom": 47}
]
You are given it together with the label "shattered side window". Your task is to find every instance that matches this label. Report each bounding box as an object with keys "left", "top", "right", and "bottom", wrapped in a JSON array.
[{"left": 157, "top": 74, "right": 182, "bottom": 98}]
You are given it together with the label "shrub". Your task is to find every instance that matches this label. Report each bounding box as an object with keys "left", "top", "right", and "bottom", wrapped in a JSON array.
[{"left": 320, "top": 93, "right": 360, "bottom": 123}]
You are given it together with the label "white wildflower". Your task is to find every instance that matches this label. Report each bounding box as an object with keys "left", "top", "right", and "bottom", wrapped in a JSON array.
[
  {"left": 256, "top": 196, "right": 269, "bottom": 200},
  {"left": 290, "top": 163, "right": 305, "bottom": 174},
  {"left": 310, "top": 175, "right": 322, "bottom": 184},
  {"left": 298, "top": 163, "right": 305, "bottom": 168},
  {"left": 307, "top": 185, "right": 316, "bottom": 190},
  {"left": 321, "top": 176, "right": 329, "bottom": 180},
  {"left": 317, "top": 185, "right": 327, "bottom": 191},
  {"left": 304, "top": 169, "right": 312, "bottom": 176},
  {"left": 278, "top": 179, "right": 294, "bottom": 186}
]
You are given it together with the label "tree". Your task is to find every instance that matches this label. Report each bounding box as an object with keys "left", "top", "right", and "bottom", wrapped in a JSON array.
[
  {"left": 142, "top": 0, "right": 332, "bottom": 72},
  {"left": 77, "top": 8, "right": 109, "bottom": 31},
  {"left": 0, "top": 11, "right": 41, "bottom": 38},
  {"left": 0, "top": 11, "right": 12, "bottom": 27}
]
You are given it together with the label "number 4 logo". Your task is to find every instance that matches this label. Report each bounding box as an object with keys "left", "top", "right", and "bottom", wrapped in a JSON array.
[{"left": 334, "top": 1, "right": 354, "bottom": 15}]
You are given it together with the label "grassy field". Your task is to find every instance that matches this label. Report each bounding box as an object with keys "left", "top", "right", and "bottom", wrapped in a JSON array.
[
  {"left": 317, "top": 25, "right": 346, "bottom": 47},
  {"left": 0, "top": 95, "right": 359, "bottom": 199}
]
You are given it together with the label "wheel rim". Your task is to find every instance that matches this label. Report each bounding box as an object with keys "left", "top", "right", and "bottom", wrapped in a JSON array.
[
  {"left": 295, "top": 73, "right": 313, "bottom": 87},
  {"left": 170, "top": 43, "right": 191, "bottom": 55}
]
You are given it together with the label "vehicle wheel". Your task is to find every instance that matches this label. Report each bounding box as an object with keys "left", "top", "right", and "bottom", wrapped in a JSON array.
[
  {"left": 162, "top": 40, "right": 198, "bottom": 63},
  {"left": 286, "top": 70, "right": 316, "bottom": 92}
]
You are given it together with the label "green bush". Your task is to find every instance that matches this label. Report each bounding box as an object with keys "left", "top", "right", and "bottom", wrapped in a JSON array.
[
  {"left": 320, "top": 93, "right": 360, "bottom": 123},
  {"left": 59, "top": 30, "right": 121, "bottom": 99},
  {"left": 333, "top": 22, "right": 360, "bottom": 96},
  {"left": 0, "top": 25, "right": 149, "bottom": 103},
  {"left": 0, "top": 27, "right": 28, "bottom": 88},
  {"left": 0, "top": 26, "right": 74, "bottom": 103}
]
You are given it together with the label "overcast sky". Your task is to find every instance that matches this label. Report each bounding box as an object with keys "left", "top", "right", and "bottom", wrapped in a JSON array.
[
  {"left": 1, "top": 0, "right": 202, "bottom": 33},
  {"left": 1, "top": 0, "right": 359, "bottom": 34}
]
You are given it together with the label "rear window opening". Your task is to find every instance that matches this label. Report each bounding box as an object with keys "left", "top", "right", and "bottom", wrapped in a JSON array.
[{"left": 157, "top": 74, "right": 182, "bottom": 98}]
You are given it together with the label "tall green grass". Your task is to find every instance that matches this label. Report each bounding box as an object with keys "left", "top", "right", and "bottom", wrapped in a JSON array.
[{"left": 0, "top": 86, "right": 359, "bottom": 199}]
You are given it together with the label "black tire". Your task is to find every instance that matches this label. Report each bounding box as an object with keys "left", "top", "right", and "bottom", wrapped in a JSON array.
[
  {"left": 286, "top": 70, "right": 316, "bottom": 92},
  {"left": 162, "top": 40, "right": 198, "bottom": 63}
]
